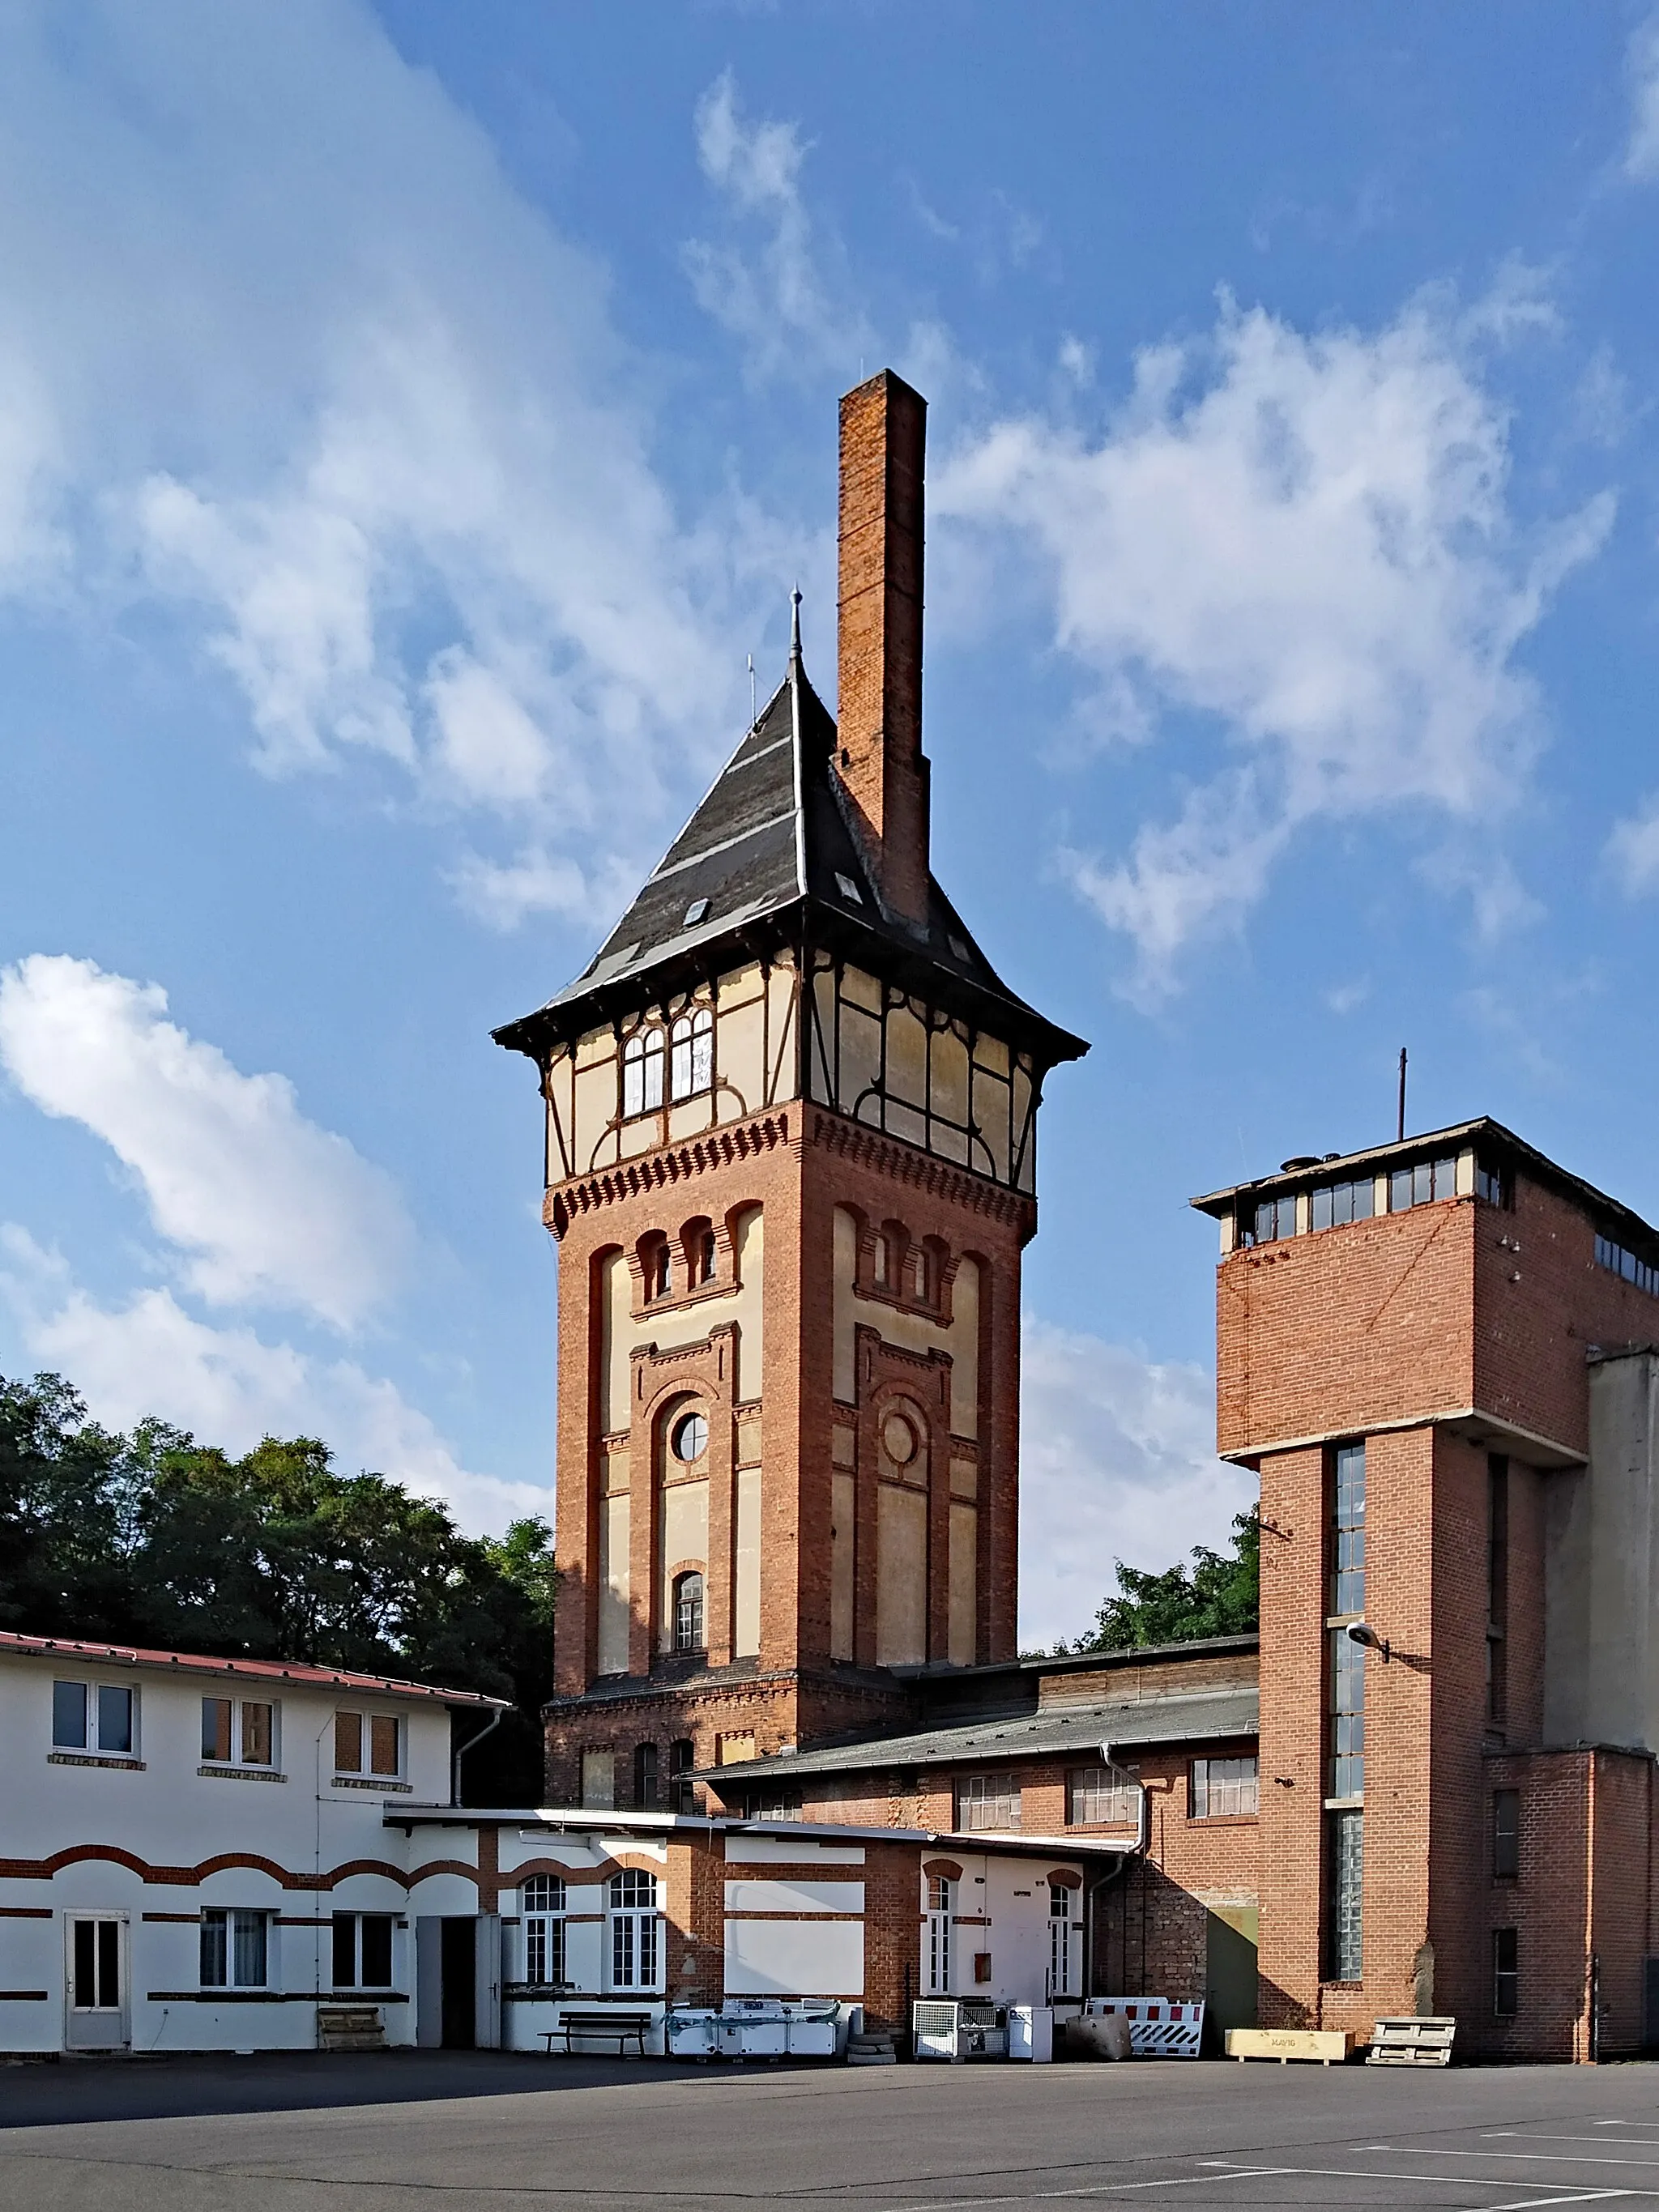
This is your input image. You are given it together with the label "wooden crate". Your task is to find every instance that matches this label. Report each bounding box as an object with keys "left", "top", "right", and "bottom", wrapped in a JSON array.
[{"left": 1225, "top": 2027, "right": 1353, "bottom": 2067}]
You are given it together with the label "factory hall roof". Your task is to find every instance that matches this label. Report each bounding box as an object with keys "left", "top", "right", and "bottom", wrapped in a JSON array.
[{"left": 700, "top": 1686, "right": 1260, "bottom": 1786}]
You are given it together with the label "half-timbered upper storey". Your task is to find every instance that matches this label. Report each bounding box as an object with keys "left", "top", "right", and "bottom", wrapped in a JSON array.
[{"left": 493, "top": 620, "right": 1085, "bottom": 1203}]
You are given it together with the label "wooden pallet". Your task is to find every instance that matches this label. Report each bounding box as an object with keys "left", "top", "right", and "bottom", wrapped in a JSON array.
[{"left": 1367, "top": 2017, "right": 1456, "bottom": 2066}]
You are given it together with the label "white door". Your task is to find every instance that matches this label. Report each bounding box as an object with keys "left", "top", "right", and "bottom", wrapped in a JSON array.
[
  {"left": 1047, "top": 1890, "right": 1081, "bottom": 2000},
  {"left": 924, "top": 1877, "right": 954, "bottom": 1996},
  {"left": 65, "top": 1915, "right": 127, "bottom": 2050}
]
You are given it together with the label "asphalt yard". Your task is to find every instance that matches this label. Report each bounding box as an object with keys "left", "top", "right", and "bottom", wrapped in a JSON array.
[{"left": 6, "top": 2049, "right": 1659, "bottom": 2210}]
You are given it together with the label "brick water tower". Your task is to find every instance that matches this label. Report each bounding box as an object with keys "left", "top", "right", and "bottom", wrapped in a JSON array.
[{"left": 494, "top": 373, "right": 1085, "bottom": 1809}]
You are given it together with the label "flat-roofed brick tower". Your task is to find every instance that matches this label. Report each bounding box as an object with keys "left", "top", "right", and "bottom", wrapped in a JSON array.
[{"left": 494, "top": 372, "right": 1085, "bottom": 1810}]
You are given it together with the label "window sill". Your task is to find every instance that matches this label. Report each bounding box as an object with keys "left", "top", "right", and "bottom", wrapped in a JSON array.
[
  {"left": 1188, "top": 1813, "right": 1259, "bottom": 1826},
  {"left": 48, "top": 1751, "right": 144, "bottom": 1770},
  {"left": 331, "top": 1775, "right": 412, "bottom": 1792},
  {"left": 1323, "top": 1795, "right": 1364, "bottom": 1811},
  {"left": 198, "top": 1764, "right": 286, "bottom": 1784},
  {"left": 635, "top": 1275, "right": 731, "bottom": 1321}
]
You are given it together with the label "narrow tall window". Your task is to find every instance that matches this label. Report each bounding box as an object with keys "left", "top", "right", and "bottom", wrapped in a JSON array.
[
  {"left": 1493, "top": 1927, "right": 1518, "bottom": 2018},
  {"left": 1332, "top": 1441, "right": 1365, "bottom": 1616},
  {"left": 332, "top": 1913, "right": 394, "bottom": 1988},
  {"left": 669, "top": 1009, "right": 714, "bottom": 1102},
  {"left": 669, "top": 1738, "right": 695, "bottom": 1813},
  {"left": 522, "top": 1874, "right": 567, "bottom": 1986},
  {"left": 633, "top": 1741, "right": 659, "bottom": 1808},
  {"left": 623, "top": 1030, "right": 665, "bottom": 1118},
  {"left": 608, "top": 1869, "right": 661, "bottom": 1992},
  {"left": 1487, "top": 1455, "right": 1509, "bottom": 1729},
  {"left": 673, "top": 1572, "right": 705, "bottom": 1653},
  {"left": 925, "top": 1876, "right": 955, "bottom": 1994},
  {"left": 1493, "top": 1788, "right": 1520, "bottom": 1880},
  {"left": 1326, "top": 1808, "right": 1363, "bottom": 1983},
  {"left": 1049, "top": 1882, "right": 1080, "bottom": 1998}
]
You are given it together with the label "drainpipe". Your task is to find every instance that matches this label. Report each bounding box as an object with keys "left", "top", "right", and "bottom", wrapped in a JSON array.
[
  {"left": 1083, "top": 1744, "right": 1149, "bottom": 2001},
  {"left": 451, "top": 1707, "right": 505, "bottom": 1808}
]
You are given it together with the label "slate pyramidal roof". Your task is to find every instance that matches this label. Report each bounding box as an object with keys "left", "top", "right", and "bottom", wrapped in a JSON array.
[{"left": 493, "top": 629, "right": 1087, "bottom": 1068}]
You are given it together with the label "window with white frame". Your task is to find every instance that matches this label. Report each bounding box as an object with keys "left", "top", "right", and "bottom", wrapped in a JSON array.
[
  {"left": 622, "top": 1029, "right": 666, "bottom": 1118},
  {"left": 331, "top": 1912, "right": 394, "bottom": 1989},
  {"left": 669, "top": 1009, "right": 714, "bottom": 1102},
  {"left": 1048, "top": 1880, "right": 1081, "bottom": 1997},
  {"left": 52, "top": 1680, "right": 136, "bottom": 1758},
  {"left": 201, "top": 1696, "right": 277, "bottom": 1769},
  {"left": 522, "top": 1874, "right": 568, "bottom": 1986},
  {"left": 1066, "top": 1762, "right": 1141, "bottom": 1826},
  {"left": 200, "top": 1907, "right": 271, "bottom": 1989},
  {"left": 334, "top": 1711, "right": 402, "bottom": 1779},
  {"left": 956, "top": 1772, "right": 1021, "bottom": 1831},
  {"left": 1190, "top": 1756, "right": 1259, "bottom": 1818},
  {"left": 924, "top": 1875, "right": 955, "bottom": 1995},
  {"left": 607, "top": 1869, "right": 661, "bottom": 1992}
]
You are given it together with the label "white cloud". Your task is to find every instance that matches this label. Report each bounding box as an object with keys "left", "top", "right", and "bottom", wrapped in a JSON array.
[
  {"left": 1606, "top": 795, "right": 1659, "bottom": 895},
  {"left": 684, "top": 70, "right": 875, "bottom": 386},
  {"left": 0, "top": 1230, "right": 543, "bottom": 1537},
  {"left": 0, "top": 955, "right": 412, "bottom": 1330},
  {"left": 936, "top": 296, "right": 1613, "bottom": 992},
  {"left": 1626, "top": 13, "right": 1659, "bottom": 181},
  {"left": 1018, "top": 1316, "right": 1256, "bottom": 1650},
  {"left": 0, "top": 1, "right": 757, "bottom": 918}
]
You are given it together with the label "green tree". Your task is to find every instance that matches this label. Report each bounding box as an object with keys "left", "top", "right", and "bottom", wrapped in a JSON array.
[
  {"left": 0, "top": 1371, "right": 557, "bottom": 1802},
  {"left": 1060, "top": 1511, "right": 1260, "bottom": 1654}
]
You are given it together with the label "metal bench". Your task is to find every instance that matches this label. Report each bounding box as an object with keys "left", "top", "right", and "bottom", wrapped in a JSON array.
[{"left": 540, "top": 2010, "right": 653, "bottom": 2057}]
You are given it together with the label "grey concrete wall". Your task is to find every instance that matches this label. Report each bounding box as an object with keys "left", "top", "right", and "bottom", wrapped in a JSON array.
[{"left": 1544, "top": 1349, "right": 1659, "bottom": 1750}]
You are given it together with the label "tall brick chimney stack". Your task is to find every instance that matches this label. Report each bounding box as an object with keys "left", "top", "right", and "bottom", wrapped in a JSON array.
[{"left": 837, "top": 369, "right": 930, "bottom": 929}]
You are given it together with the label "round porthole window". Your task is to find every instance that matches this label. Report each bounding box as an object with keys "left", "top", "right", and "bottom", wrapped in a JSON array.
[
  {"left": 672, "top": 1411, "right": 709, "bottom": 1464},
  {"left": 882, "top": 1412, "right": 919, "bottom": 1467}
]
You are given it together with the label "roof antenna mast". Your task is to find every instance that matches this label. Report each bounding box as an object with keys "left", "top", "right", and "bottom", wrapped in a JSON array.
[
  {"left": 790, "top": 584, "right": 803, "bottom": 670},
  {"left": 747, "top": 652, "right": 756, "bottom": 729},
  {"left": 1397, "top": 1046, "right": 1408, "bottom": 1144}
]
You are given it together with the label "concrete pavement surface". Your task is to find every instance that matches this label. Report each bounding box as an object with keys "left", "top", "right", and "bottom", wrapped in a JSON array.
[{"left": 6, "top": 2051, "right": 1659, "bottom": 2209}]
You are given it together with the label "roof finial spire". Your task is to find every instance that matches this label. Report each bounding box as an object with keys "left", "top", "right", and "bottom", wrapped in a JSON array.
[{"left": 790, "top": 584, "right": 803, "bottom": 671}]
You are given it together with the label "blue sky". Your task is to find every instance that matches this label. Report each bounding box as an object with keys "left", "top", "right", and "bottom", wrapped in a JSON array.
[{"left": 3, "top": 2, "right": 1659, "bottom": 1643}]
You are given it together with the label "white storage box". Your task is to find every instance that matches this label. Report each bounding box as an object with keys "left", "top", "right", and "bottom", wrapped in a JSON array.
[
  {"left": 665, "top": 2010, "right": 718, "bottom": 2059},
  {"left": 913, "top": 1999, "right": 1009, "bottom": 2061},
  {"left": 1009, "top": 2005, "right": 1053, "bottom": 2063}
]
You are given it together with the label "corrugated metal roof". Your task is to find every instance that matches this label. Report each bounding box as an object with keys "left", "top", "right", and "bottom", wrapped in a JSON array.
[
  {"left": 702, "top": 1687, "right": 1259, "bottom": 1784},
  {"left": 0, "top": 1630, "right": 510, "bottom": 1709}
]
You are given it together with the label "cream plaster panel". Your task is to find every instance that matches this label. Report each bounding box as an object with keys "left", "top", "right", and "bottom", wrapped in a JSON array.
[
  {"left": 718, "top": 996, "right": 768, "bottom": 1118},
  {"left": 1013, "top": 1064, "right": 1034, "bottom": 1193},
  {"left": 734, "top": 1465, "right": 761, "bottom": 1659},
  {"left": 724, "top": 1918, "right": 864, "bottom": 1998},
  {"left": 832, "top": 1208, "right": 858, "bottom": 1404},
  {"left": 971, "top": 1066, "right": 1011, "bottom": 1182},
  {"left": 830, "top": 1426, "right": 856, "bottom": 1468},
  {"left": 841, "top": 964, "right": 883, "bottom": 1015},
  {"left": 766, "top": 961, "right": 800, "bottom": 1100},
  {"left": 658, "top": 1479, "right": 709, "bottom": 1643},
  {"left": 885, "top": 1002, "right": 928, "bottom": 1107},
  {"left": 724, "top": 1835, "right": 865, "bottom": 1865},
  {"left": 736, "top": 1414, "right": 763, "bottom": 1468},
  {"left": 877, "top": 1481, "right": 928, "bottom": 1667},
  {"left": 617, "top": 1116, "right": 658, "bottom": 1160},
  {"left": 603, "top": 1448, "right": 630, "bottom": 1495},
  {"left": 733, "top": 1208, "right": 763, "bottom": 1402},
  {"left": 599, "top": 1253, "right": 633, "bottom": 1437},
  {"left": 598, "top": 1494, "right": 630, "bottom": 1676},
  {"left": 831, "top": 1471, "right": 855, "bottom": 1660},
  {"left": 973, "top": 1033, "right": 1009, "bottom": 1076},
  {"left": 949, "top": 1458, "right": 978, "bottom": 1500},
  {"left": 949, "top": 1500, "right": 978, "bottom": 1667},
  {"left": 929, "top": 1025, "right": 970, "bottom": 1127},
  {"left": 840, "top": 1001, "right": 882, "bottom": 1122},
  {"left": 723, "top": 1881, "right": 865, "bottom": 1914},
  {"left": 575, "top": 1060, "right": 618, "bottom": 1171}
]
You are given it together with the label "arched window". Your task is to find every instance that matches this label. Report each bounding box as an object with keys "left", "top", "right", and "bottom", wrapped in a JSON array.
[
  {"left": 522, "top": 1873, "right": 567, "bottom": 1987},
  {"left": 670, "top": 1008, "right": 714, "bottom": 1102},
  {"left": 633, "top": 1741, "right": 659, "bottom": 1809},
  {"left": 608, "top": 1869, "right": 661, "bottom": 1992},
  {"left": 623, "top": 1029, "right": 665, "bottom": 1119},
  {"left": 673, "top": 1571, "right": 706, "bottom": 1653},
  {"left": 684, "top": 1219, "right": 716, "bottom": 1287},
  {"left": 642, "top": 1236, "right": 671, "bottom": 1302},
  {"left": 670, "top": 1737, "right": 695, "bottom": 1813}
]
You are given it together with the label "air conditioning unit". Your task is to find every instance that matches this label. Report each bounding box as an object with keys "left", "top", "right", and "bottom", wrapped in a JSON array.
[{"left": 912, "top": 1998, "right": 1009, "bottom": 2061}]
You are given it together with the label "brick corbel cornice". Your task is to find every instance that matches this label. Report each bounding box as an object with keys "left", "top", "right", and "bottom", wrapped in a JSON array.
[
  {"left": 807, "top": 1110, "right": 1037, "bottom": 1234},
  {"left": 545, "top": 1112, "right": 791, "bottom": 1234}
]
